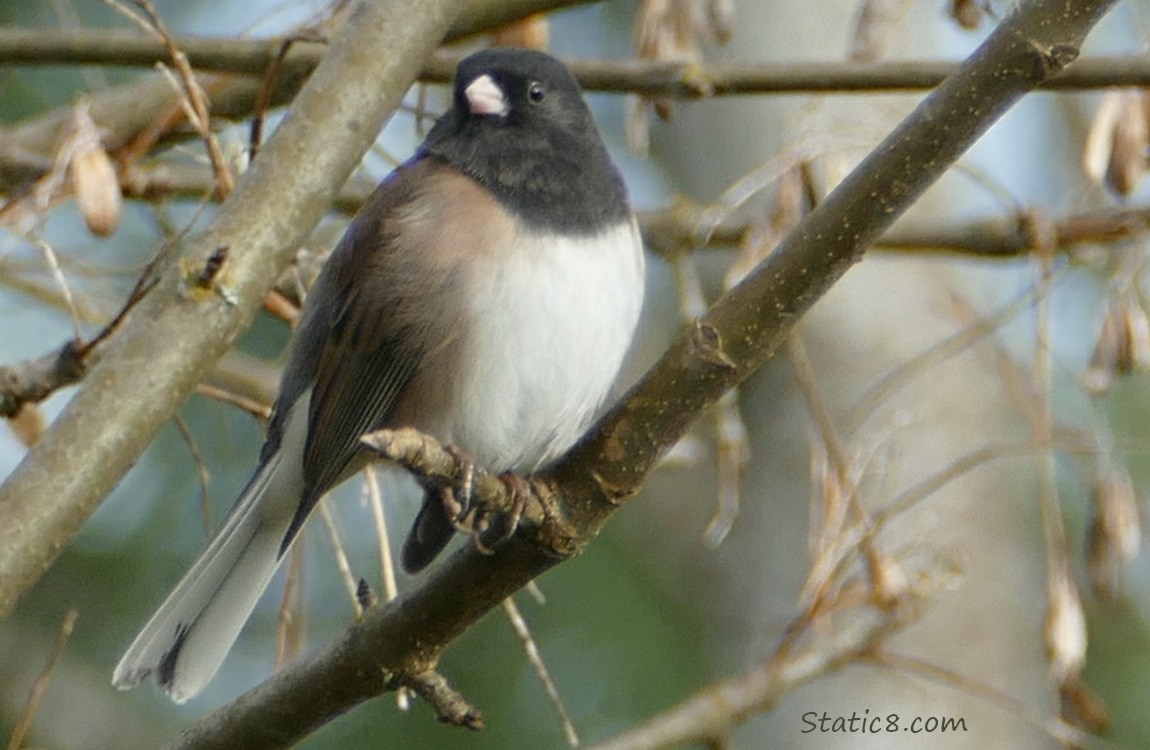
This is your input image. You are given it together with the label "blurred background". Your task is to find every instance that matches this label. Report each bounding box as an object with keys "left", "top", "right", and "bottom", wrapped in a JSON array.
[{"left": 3, "top": 0, "right": 1150, "bottom": 748}]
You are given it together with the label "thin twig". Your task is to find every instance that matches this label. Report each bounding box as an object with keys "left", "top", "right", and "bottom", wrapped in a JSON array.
[
  {"left": 194, "top": 383, "right": 272, "bottom": 421},
  {"left": 842, "top": 283, "right": 1044, "bottom": 433},
  {"left": 585, "top": 589, "right": 930, "bottom": 750},
  {"left": 5, "top": 29, "right": 1150, "bottom": 93},
  {"left": 275, "top": 543, "right": 307, "bottom": 672},
  {"left": 363, "top": 465, "right": 398, "bottom": 603},
  {"left": 33, "top": 238, "right": 82, "bottom": 341},
  {"left": 108, "top": 159, "right": 1150, "bottom": 261},
  {"left": 172, "top": 414, "right": 212, "bottom": 534},
  {"left": 361, "top": 464, "right": 408, "bottom": 710},
  {"left": 787, "top": 333, "right": 891, "bottom": 610},
  {"left": 248, "top": 33, "right": 324, "bottom": 163},
  {"left": 5, "top": 609, "right": 79, "bottom": 750},
  {"left": 400, "top": 670, "right": 484, "bottom": 730},
  {"left": 502, "top": 596, "right": 579, "bottom": 747},
  {"left": 870, "top": 651, "right": 1107, "bottom": 749},
  {"left": 316, "top": 499, "right": 364, "bottom": 618},
  {"left": 360, "top": 427, "right": 542, "bottom": 525},
  {"left": 108, "top": 0, "right": 234, "bottom": 197}
]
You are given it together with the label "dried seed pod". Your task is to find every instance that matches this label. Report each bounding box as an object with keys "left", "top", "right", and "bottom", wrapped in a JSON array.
[
  {"left": 630, "top": 0, "right": 731, "bottom": 153},
  {"left": 490, "top": 13, "right": 549, "bottom": 50},
  {"left": 1082, "top": 298, "right": 1150, "bottom": 395},
  {"left": 1059, "top": 674, "right": 1110, "bottom": 734},
  {"left": 1084, "top": 90, "right": 1150, "bottom": 196},
  {"left": 1121, "top": 297, "right": 1150, "bottom": 371},
  {"left": 850, "top": 0, "right": 894, "bottom": 62},
  {"left": 1083, "top": 303, "right": 1122, "bottom": 396},
  {"left": 1044, "top": 569, "right": 1087, "bottom": 681},
  {"left": 869, "top": 548, "right": 908, "bottom": 608},
  {"left": 72, "top": 147, "right": 121, "bottom": 237},
  {"left": 7, "top": 403, "right": 46, "bottom": 447},
  {"left": 1085, "top": 465, "right": 1142, "bottom": 598},
  {"left": 948, "top": 0, "right": 985, "bottom": 30},
  {"left": 705, "top": 0, "right": 733, "bottom": 43},
  {"left": 1083, "top": 91, "right": 1123, "bottom": 186},
  {"left": 68, "top": 105, "right": 121, "bottom": 237},
  {"left": 1108, "top": 90, "right": 1150, "bottom": 196}
]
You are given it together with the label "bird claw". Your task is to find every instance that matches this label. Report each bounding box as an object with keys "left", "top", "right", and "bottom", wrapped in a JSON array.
[
  {"left": 422, "top": 446, "right": 534, "bottom": 558},
  {"left": 435, "top": 445, "right": 479, "bottom": 522},
  {"left": 476, "top": 471, "right": 530, "bottom": 549}
]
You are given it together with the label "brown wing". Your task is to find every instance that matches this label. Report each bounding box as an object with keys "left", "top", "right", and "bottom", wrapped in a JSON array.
[{"left": 277, "top": 158, "right": 465, "bottom": 548}]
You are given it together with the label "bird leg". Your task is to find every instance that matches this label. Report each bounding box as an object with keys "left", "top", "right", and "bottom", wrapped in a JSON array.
[{"left": 413, "top": 441, "right": 534, "bottom": 558}]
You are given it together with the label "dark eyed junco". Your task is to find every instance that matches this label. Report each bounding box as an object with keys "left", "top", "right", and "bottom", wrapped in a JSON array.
[{"left": 113, "top": 48, "right": 645, "bottom": 703}]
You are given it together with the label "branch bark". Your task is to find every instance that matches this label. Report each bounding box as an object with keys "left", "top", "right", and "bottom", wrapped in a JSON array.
[{"left": 154, "top": 1, "right": 1117, "bottom": 748}]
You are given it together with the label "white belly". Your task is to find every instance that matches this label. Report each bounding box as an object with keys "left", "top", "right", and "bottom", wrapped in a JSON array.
[{"left": 446, "top": 219, "right": 644, "bottom": 471}]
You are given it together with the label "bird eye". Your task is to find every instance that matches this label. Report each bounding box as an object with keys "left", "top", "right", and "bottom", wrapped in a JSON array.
[{"left": 527, "top": 81, "right": 545, "bottom": 103}]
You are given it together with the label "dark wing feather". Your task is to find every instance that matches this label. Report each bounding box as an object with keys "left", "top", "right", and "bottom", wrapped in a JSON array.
[{"left": 276, "top": 157, "right": 450, "bottom": 549}]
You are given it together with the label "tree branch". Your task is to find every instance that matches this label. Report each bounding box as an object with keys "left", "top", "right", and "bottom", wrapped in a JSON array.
[
  {"left": 3, "top": 27, "right": 1150, "bottom": 94},
  {"left": 158, "top": 1, "right": 1118, "bottom": 748},
  {"left": 583, "top": 600, "right": 925, "bottom": 750},
  {"left": 640, "top": 198, "right": 1150, "bottom": 259},
  {"left": 111, "top": 157, "right": 1150, "bottom": 257},
  {"left": 5, "top": 189, "right": 1142, "bottom": 477},
  {"left": 0, "top": 0, "right": 595, "bottom": 187},
  {"left": 0, "top": 341, "right": 87, "bottom": 419}
]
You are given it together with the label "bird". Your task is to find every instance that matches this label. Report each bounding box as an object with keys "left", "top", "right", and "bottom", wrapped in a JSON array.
[{"left": 112, "top": 47, "right": 645, "bottom": 703}]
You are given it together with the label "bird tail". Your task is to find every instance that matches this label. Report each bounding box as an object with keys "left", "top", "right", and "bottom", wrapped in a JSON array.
[
  {"left": 112, "top": 455, "right": 297, "bottom": 703},
  {"left": 401, "top": 487, "right": 457, "bottom": 573}
]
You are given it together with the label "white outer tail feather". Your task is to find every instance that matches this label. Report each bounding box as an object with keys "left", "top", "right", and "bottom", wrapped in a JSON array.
[
  {"left": 113, "top": 399, "right": 309, "bottom": 703},
  {"left": 111, "top": 460, "right": 283, "bottom": 702}
]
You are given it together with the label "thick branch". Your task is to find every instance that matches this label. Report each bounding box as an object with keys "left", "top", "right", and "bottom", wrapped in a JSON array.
[{"left": 163, "top": 2, "right": 1118, "bottom": 748}]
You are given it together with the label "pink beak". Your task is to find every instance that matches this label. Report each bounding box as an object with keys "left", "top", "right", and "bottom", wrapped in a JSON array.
[{"left": 465, "top": 75, "right": 509, "bottom": 117}]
